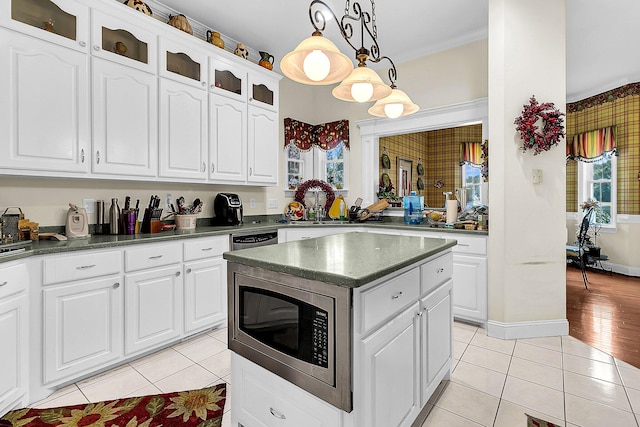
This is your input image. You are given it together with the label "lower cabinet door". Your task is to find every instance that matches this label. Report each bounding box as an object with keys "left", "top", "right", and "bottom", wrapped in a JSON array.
[
  {"left": 360, "top": 302, "right": 421, "bottom": 427},
  {"left": 43, "top": 276, "right": 123, "bottom": 384},
  {"left": 124, "top": 265, "right": 183, "bottom": 355},
  {"left": 0, "top": 294, "right": 28, "bottom": 414},
  {"left": 421, "top": 280, "right": 453, "bottom": 406},
  {"left": 452, "top": 254, "right": 487, "bottom": 323},
  {"left": 184, "top": 258, "right": 226, "bottom": 334}
]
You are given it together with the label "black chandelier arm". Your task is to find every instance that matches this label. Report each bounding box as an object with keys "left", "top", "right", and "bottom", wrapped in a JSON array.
[{"left": 309, "top": 0, "right": 344, "bottom": 36}]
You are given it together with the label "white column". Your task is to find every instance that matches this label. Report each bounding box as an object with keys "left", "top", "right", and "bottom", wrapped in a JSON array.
[{"left": 487, "top": 0, "right": 568, "bottom": 338}]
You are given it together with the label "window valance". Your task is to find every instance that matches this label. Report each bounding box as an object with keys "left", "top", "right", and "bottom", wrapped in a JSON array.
[
  {"left": 566, "top": 126, "right": 616, "bottom": 162},
  {"left": 284, "top": 118, "right": 350, "bottom": 151},
  {"left": 460, "top": 142, "right": 483, "bottom": 166}
]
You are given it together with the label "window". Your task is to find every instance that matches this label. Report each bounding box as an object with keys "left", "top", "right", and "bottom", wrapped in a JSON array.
[
  {"left": 578, "top": 153, "right": 617, "bottom": 227},
  {"left": 285, "top": 141, "right": 348, "bottom": 192},
  {"left": 461, "top": 163, "right": 483, "bottom": 208}
]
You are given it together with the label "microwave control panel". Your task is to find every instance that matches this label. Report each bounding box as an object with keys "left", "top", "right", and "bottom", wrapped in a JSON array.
[{"left": 312, "top": 309, "right": 329, "bottom": 368}]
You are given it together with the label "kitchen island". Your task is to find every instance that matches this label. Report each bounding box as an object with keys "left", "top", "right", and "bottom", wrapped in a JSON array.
[{"left": 224, "top": 232, "right": 456, "bottom": 427}]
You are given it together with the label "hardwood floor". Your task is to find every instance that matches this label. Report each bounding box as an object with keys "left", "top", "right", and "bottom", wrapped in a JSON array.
[{"left": 566, "top": 265, "right": 640, "bottom": 368}]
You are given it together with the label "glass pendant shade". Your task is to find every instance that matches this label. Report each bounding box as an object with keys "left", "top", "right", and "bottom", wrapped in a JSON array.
[
  {"left": 368, "top": 88, "right": 419, "bottom": 118},
  {"left": 332, "top": 66, "right": 392, "bottom": 103},
  {"left": 280, "top": 34, "right": 353, "bottom": 85}
]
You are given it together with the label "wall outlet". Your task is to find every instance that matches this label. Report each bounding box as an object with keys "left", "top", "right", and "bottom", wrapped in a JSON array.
[
  {"left": 268, "top": 199, "right": 278, "bottom": 209},
  {"left": 82, "top": 198, "right": 95, "bottom": 214},
  {"left": 249, "top": 198, "right": 256, "bottom": 208}
]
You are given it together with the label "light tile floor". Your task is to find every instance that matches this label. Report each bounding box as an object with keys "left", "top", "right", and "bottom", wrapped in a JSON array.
[{"left": 30, "top": 322, "right": 640, "bottom": 427}]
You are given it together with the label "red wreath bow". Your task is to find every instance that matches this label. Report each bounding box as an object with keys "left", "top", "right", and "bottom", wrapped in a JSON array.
[{"left": 514, "top": 96, "right": 565, "bottom": 155}]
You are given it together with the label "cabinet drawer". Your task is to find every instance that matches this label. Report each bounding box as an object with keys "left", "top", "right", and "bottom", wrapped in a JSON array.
[
  {"left": 452, "top": 235, "right": 486, "bottom": 255},
  {"left": 0, "top": 261, "right": 28, "bottom": 299},
  {"left": 183, "top": 236, "right": 229, "bottom": 261},
  {"left": 236, "top": 355, "right": 341, "bottom": 427},
  {"left": 43, "top": 250, "right": 121, "bottom": 285},
  {"left": 421, "top": 252, "right": 453, "bottom": 295},
  {"left": 124, "top": 242, "right": 181, "bottom": 272},
  {"left": 361, "top": 268, "right": 420, "bottom": 333}
]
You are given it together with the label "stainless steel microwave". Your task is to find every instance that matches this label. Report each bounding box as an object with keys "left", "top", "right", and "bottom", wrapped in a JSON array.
[{"left": 228, "top": 263, "right": 352, "bottom": 412}]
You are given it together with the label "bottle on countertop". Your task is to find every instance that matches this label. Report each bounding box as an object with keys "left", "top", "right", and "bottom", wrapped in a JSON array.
[
  {"left": 109, "top": 198, "right": 120, "bottom": 235},
  {"left": 96, "top": 200, "right": 105, "bottom": 235}
]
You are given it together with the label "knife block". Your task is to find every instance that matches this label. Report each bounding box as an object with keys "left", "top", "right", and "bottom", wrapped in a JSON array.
[{"left": 141, "top": 208, "right": 163, "bottom": 234}]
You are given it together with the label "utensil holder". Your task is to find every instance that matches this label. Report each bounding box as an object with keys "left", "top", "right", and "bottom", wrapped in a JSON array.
[{"left": 175, "top": 214, "right": 197, "bottom": 230}]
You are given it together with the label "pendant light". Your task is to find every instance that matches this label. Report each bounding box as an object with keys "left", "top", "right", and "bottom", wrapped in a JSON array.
[
  {"left": 280, "top": 0, "right": 419, "bottom": 118},
  {"left": 368, "top": 85, "right": 419, "bottom": 118}
]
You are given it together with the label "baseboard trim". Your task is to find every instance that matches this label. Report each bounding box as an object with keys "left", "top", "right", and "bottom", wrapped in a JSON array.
[
  {"left": 487, "top": 318, "right": 569, "bottom": 339},
  {"left": 600, "top": 261, "right": 640, "bottom": 277}
]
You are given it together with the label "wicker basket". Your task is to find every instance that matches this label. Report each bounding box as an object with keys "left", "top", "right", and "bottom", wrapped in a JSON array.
[{"left": 174, "top": 214, "right": 197, "bottom": 230}]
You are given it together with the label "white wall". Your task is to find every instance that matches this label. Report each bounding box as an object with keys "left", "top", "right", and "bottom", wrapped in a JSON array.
[{"left": 487, "top": 0, "right": 567, "bottom": 337}]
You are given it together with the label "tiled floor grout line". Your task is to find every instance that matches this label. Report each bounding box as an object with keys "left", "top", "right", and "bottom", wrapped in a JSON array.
[
  {"left": 491, "top": 336, "right": 516, "bottom": 427},
  {"left": 560, "top": 336, "right": 567, "bottom": 427},
  {"left": 613, "top": 361, "right": 640, "bottom": 427}
]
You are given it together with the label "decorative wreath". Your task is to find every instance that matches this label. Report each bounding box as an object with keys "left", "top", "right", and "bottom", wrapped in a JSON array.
[
  {"left": 294, "top": 179, "right": 335, "bottom": 212},
  {"left": 514, "top": 95, "right": 565, "bottom": 155}
]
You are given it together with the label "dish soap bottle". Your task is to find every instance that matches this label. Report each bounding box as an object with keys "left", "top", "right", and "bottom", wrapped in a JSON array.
[{"left": 403, "top": 191, "right": 423, "bottom": 224}]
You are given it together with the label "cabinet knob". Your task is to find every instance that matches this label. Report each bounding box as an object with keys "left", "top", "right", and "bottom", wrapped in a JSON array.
[
  {"left": 186, "top": 268, "right": 192, "bottom": 274},
  {"left": 201, "top": 81, "right": 206, "bottom": 87},
  {"left": 93, "top": 45, "right": 101, "bottom": 51},
  {"left": 175, "top": 271, "right": 181, "bottom": 277},
  {"left": 210, "top": 84, "right": 215, "bottom": 90},
  {"left": 113, "top": 282, "right": 120, "bottom": 289},
  {"left": 269, "top": 407, "right": 286, "bottom": 420},
  {"left": 417, "top": 310, "right": 423, "bottom": 317},
  {"left": 391, "top": 291, "right": 403, "bottom": 300},
  {"left": 79, "top": 41, "right": 86, "bottom": 47}
]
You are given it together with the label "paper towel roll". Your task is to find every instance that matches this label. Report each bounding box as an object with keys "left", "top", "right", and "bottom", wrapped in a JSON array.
[{"left": 446, "top": 200, "right": 458, "bottom": 223}]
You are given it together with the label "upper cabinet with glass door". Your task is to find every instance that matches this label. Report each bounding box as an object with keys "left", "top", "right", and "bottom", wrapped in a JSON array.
[
  {"left": 248, "top": 71, "right": 279, "bottom": 112},
  {"left": 159, "top": 36, "right": 208, "bottom": 90},
  {"left": 90, "top": 8, "right": 156, "bottom": 74},
  {"left": 1, "top": 0, "right": 89, "bottom": 53},
  {"left": 208, "top": 55, "right": 247, "bottom": 102}
]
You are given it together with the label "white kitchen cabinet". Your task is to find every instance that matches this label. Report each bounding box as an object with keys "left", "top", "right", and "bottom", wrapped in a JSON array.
[
  {"left": 183, "top": 236, "right": 229, "bottom": 334},
  {"left": 159, "top": 35, "right": 208, "bottom": 90},
  {"left": 208, "top": 93, "right": 246, "bottom": 183},
  {"left": 0, "top": 0, "right": 89, "bottom": 54},
  {"left": 90, "top": 8, "right": 156, "bottom": 74},
  {"left": 92, "top": 57, "right": 157, "bottom": 177},
  {"left": 360, "top": 302, "right": 421, "bottom": 427},
  {"left": 0, "top": 262, "right": 29, "bottom": 415},
  {"left": 247, "top": 105, "right": 278, "bottom": 185},
  {"left": 233, "top": 354, "right": 343, "bottom": 427},
  {"left": 0, "top": 28, "right": 90, "bottom": 175},
  {"left": 159, "top": 78, "right": 208, "bottom": 181},
  {"left": 452, "top": 253, "right": 487, "bottom": 324},
  {"left": 420, "top": 280, "right": 453, "bottom": 405},
  {"left": 42, "top": 275, "right": 123, "bottom": 384},
  {"left": 124, "top": 265, "right": 183, "bottom": 355}
]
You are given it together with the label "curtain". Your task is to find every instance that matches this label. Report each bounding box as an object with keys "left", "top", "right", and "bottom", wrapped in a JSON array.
[
  {"left": 284, "top": 118, "right": 350, "bottom": 151},
  {"left": 566, "top": 126, "right": 616, "bottom": 162},
  {"left": 460, "top": 142, "right": 483, "bottom": 166}
]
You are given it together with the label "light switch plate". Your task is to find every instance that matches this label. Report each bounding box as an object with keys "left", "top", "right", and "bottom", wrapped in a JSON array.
[
  {"left": 532, "top": 169, "right": 543, "bottom": 184},
  {"left": 82, "top": 198, "right": 95, "bottom": 214},
  {"left": 268, "top": 199, "right": 278, "bottom": 209},
  {"left": 249, "top": 198, "right": 256, "bottom": 208}
]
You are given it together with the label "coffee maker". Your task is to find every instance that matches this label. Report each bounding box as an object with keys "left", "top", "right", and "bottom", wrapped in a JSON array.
[{"left": 214, "top": 193, "right": 243, "bottom": 225}]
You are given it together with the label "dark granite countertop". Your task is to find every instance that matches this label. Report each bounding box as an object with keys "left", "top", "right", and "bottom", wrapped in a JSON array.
[
  {"left": 0, "top": 215, "right": 484, "bottom": 263},
  {"left": 223, "top": 231, "right": 457, "bottom": 288}
]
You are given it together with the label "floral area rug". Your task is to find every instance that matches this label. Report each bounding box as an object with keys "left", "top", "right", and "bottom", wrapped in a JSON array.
[
  {"left": 526, "top": 413, "right": 559, "bottom": 427},
  {"left": 0, "top": 383, "right": 226, "bottom": 427}
]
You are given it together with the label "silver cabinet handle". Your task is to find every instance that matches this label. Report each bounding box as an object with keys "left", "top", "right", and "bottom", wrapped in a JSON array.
[
  {"left": 201, "top": 247, "right": 213, "bottom": 251},
  {"left": 202, "top": 162, "right": 206, "bottom": 172},
  {"left": 186, "top": 268, "right": 192, "bottom": 274},
  {"left": 96, "top": 150, "right": 100, "bottom": 164},
  {"left": 81, "top": 149, "right": 85, "bottom": 163},
  {"left": 93, "top": 45, "right": 100, "bottom": 51},
  {"left": 458, "top": 243, "right": 470, "bottom": 247},
  {"left": 417, "top": 310, "right": 423, "bottom": 317},
  {"left": 437, "top": 267, "right": 444, "bottom": 273},
  {"left": 391, "top": 291, "right": 403, "bottom": 300},
  {"left": 201, "top": 81, "right": 206, "bottom": 87},
  {"left": 149, "top": 255, "right": 163, "bottom": 260},
  {"left": 0, "top": 281, "right": 8, "bottom": 287},
  {"left": 113, "top": 282, "right": 120, "bottom": 289},
  {"left": 175, "top": 271, "right": 181, "bottom": 277},
  {"left": 76, "top": 264, "right": 96, "bottom": 270},
  {"left": 269, "top": 407, "right": 286, "bottom": 420},
  {"left": 249, "top": 167, "right": 253, "bottom": 176},
  {"left": 210, "top": 84, "right": 216, "bottom": 90},
  {"left": 79, "top": 41, "right": 86, "bottom": 47},
  {"left": 211, "top": 163, "right": 215, "bottom": 173}
]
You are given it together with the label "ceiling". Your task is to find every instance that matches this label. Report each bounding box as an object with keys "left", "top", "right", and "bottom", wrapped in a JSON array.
[{"left": 156, "top": 0, "right": 640, "bottom": 103}]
